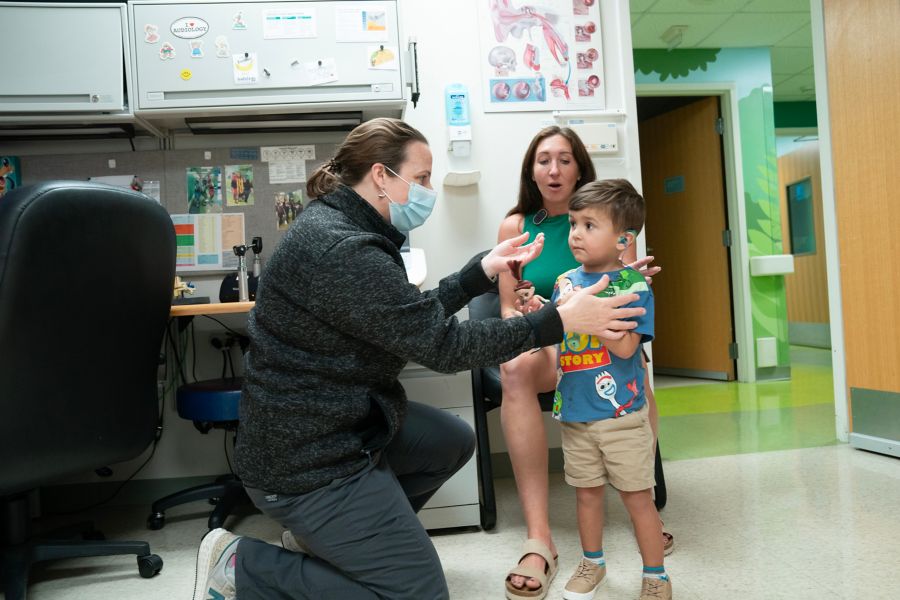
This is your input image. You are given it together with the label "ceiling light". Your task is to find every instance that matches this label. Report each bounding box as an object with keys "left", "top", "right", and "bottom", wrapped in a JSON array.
[
  {"left": 660, "top": 25, "right": 688, "bottom": 51},
  {"left": 185, "top": 112, "right": 363, "bottom": 135}
]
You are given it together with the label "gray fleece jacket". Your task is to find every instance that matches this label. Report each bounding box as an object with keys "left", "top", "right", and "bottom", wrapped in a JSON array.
[{"left": 235, "top": 185, "right": 564, "bottom": 495}]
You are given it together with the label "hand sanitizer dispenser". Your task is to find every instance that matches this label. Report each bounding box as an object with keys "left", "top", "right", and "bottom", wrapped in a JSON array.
[{"left": 445, "top": 83, "right": 472, "bottom": 157}]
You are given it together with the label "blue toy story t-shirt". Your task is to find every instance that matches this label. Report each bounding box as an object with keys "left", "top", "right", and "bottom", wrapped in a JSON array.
[{"left": 550, "top": 266, "right": 654, "bottom": 423}]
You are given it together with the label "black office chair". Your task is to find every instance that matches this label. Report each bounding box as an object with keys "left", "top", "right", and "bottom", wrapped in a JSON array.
[
  {"left": 469, "top": 289, "right": 667, "bottom": 530},
  {"left": 147, "top": 377, "right": 248, "bottom": 531},
  {"left": 0, "top": 181, "right": 175, "bottom": 599}
]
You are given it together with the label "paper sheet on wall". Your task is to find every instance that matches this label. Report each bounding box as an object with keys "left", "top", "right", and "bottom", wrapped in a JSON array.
[
  {"left": 304, "top": 57, "right": 338, "bottom": 85},
  {"left": 268, "top": 161, "right": 307, "bottom": 184},
  {"left": 335, "top": 6, "right": 389, "bottom": 42},
  {"left": 88, "top": 175, "right": 136, "bottom": 189},
  {"left": 220, "top": 213, "right": 246, "bottom": 269},
  {"left": 263, "top": 8, "right": 317, "bottom": 39},
  {"left": 368, "top": 45, "right": 398, "bottom": 70},
  {"left": 233, "top": 52, "right": 259, "bottom": 85},
  {"left": 172, "top": 212, "right": 245, "bottom": 272}
]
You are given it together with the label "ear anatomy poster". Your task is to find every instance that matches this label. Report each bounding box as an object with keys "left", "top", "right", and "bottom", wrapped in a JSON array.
[{"left": 478, "top": 0, "right": 605, "bottom": 112}]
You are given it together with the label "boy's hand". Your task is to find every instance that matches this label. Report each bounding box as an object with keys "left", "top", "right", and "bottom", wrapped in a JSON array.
[{"left": 516, "top": 294, "right": 546, "bottom": 315}]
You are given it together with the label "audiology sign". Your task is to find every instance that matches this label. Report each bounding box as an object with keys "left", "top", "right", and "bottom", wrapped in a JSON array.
[{"left": 171, "top": 17, "right": 209, "bottom": 39}]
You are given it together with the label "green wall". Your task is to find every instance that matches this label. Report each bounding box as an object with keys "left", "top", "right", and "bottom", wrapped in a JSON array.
[{"left": 634, "top": 48, "right": 790, "bottom": 378}]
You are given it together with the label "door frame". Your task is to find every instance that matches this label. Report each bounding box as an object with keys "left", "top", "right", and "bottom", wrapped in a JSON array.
[
  {"left": 636, "top": 82, "right": 754, "bottom": 382},
  {"left": 811, "top": 0, "right": 848, "bottom": 441}
]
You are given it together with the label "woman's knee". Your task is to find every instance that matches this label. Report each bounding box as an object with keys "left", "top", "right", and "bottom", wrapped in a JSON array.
[
  {"left": 501, "top": 354, "right": 555, "bottom": 401},
  {"left": 407, "top": 402, "right": 474, "bottom": 468}
]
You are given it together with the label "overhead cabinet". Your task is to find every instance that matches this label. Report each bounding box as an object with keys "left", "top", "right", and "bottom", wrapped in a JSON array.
[
  {"left": 0, "top": 2, "right": 131, "bottom": 114},
  {"left": 129, "top": 0, "right": 407, "bottom": 117}
]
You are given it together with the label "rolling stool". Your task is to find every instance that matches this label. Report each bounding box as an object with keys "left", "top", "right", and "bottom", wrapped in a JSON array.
[{"left": 146, "top": 378, "right": 248, "bottom": 531}]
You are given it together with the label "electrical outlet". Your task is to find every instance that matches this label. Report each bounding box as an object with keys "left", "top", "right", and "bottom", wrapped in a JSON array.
[{"left": 209, "top": 334, "right": 225, "bottom": 350}]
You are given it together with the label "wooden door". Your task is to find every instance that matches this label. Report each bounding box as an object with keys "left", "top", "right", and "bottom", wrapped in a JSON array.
[{"left": 639, "top": 96, "right": 736, "bottom": 380}]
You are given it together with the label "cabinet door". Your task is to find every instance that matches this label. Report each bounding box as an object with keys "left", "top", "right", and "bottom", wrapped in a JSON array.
[
  {"left": 400, "top": 364, "right": 471, "bottom": 410},
  {"left": 130, "top": 0, "right": 403, "bottom": 110},
  {"left": 0, "top": 4, "right": 127, "bottom": 112},
  {"left": 421, "top": 406, "right": 478, "bottom": 510}
]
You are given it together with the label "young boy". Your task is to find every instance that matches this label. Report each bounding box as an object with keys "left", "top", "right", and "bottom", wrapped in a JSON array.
[{"left": 551, "top": 179, "right": 671, "bottom": 600}]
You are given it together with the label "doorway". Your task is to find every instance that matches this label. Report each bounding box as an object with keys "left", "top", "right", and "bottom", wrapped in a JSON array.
[{"left": 637, "top": 95, "right": 736, "bottom": 381}]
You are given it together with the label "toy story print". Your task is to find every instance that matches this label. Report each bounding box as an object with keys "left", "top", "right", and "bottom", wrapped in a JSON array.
[
  {"left": 0, "top": 157, "right": 20, "bottom": 200},
  {"left": 225, "top": 165, "right": 255, "bottom": 206},
  {"left": 186, "top": 166, "right": 223, "bottom": 214},
  {"left": 551, "top": 266, "right": 654, "bottom": 422},
  {"left": 478, "top": 0, "right": 605, "bottom": 112}
]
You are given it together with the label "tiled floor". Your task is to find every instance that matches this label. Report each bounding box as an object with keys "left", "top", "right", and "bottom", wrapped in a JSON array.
[{"left": 20, "top": 346, "right": 900, "bottom": 600}]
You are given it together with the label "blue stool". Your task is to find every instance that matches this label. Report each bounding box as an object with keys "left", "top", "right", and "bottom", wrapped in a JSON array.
[{"left": 146, "top": 378, "right": 248, "bottom": 531}]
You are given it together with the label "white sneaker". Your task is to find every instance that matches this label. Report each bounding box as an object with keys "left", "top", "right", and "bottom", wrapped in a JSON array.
[{"left": 193, "top": 528, "right": 241, "bottom": 600}]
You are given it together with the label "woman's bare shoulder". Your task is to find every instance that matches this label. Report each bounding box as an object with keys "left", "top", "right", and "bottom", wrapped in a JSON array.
[{"left": 497, "top": 213, "right": 525, "bottom": 242}]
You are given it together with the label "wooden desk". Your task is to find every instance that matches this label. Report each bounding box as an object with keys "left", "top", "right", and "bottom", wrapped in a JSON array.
[{"left": 170, "top": 301, "right": 254, "bottom": 318}]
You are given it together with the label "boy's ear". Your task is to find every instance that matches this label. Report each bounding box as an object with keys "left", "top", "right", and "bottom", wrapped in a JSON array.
[{"left": 617, "top": 229, "right": 637, "bottom": 250}]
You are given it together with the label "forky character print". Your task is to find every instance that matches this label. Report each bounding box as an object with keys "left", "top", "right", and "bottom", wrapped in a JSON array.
[
  {"left": 594, "top": 371, "right": 639, "bottom": 417},
  {"left": 508, "top": 259, "right": 546, "bottom": 315}
]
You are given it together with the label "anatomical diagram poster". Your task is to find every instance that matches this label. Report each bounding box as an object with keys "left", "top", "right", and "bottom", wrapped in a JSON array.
[{"left": 478, "top": 0, "right": 605, "bottom": 112}]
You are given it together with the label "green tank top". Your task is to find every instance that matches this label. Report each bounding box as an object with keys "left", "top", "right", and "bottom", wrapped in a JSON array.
[{"left": 521, "top": 212, "right": 579, "bottom": 299}]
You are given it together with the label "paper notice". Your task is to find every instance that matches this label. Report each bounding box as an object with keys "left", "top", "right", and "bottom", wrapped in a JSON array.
[
  {"left": 268, "top": 161, "right": 307, "bottom": 184},
  {"left": 263, "top": 8, "right": 316, "bottom": 39}
]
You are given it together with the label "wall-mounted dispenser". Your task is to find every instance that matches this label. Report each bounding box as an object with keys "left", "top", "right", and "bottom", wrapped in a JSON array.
[{"left": 445, "top": 83, "right": 472, "bottom": 157}]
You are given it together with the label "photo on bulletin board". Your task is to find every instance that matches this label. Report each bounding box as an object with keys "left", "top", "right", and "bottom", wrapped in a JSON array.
[
  {"left": 186, "top": 166, "right": 223, "bottom": 214},
  {"left": 477, "top": 0, "right": 605, "bottom": 112},
  {"left": 275, "top": 190, "right": 304, "bottom": 231},
  {"left": 225, "top": 164, "right": 255, "bottom": 206},
  {"left": 0, "top": 156, "right": 21, "bottom": 200}
]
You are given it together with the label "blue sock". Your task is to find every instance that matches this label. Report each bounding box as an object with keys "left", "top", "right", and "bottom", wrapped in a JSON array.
[
  {"left": 643, "top": 565, "right": 668, "bottom": 581},
  {"left": 583, "top": 549, "right": 605, "bottom": 566}
]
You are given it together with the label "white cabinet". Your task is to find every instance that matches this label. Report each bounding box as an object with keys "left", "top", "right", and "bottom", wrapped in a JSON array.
[
  {"left": 128, "top": 0, "right": 408, "bottom": 128},
  {"left": 400, "top": 363, "right": 480, "bottom": 530},
  {"left": 0, "top": 2, "right": 130, "bottom": 114}
]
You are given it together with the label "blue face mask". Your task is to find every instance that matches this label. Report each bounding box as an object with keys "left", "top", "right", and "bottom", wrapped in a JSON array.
[{"left": 383, "top": 166, "right": 437, "bottom": 231}]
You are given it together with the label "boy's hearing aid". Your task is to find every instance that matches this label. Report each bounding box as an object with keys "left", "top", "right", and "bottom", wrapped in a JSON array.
[{"left": 618, "top": 229, "right": 637, "bottom": 246}]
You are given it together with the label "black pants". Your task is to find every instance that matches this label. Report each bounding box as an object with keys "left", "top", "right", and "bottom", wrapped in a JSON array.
[{"left": 235, "top": 401, "right": 476, "bottom": 600}]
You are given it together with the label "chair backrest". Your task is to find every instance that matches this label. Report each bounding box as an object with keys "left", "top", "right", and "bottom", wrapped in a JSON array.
[
  {"left": 468, "top": 289, "right": 500, "bottom": 322},
  {"left": 0, "top": 181, "right": 176, "bottom": 496}
]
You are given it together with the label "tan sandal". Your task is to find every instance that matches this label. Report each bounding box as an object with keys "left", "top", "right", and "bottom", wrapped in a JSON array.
[
  {"left": 661, "top": 520, "right": 674, "bottom": 556},
  {"left": 504, "top": 539, "right": 559, "bottom": 599}
]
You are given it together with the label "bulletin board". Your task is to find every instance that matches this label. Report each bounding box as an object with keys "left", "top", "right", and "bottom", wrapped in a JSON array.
[
  {"left": 19, "top": 143, "right": 337, "bottom": 274},
  {"left": 130, "top": 0, "right": 403, "bottom": 110}
]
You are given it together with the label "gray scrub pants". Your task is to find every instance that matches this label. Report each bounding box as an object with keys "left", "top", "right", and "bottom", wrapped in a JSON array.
[{"left": 234, "top": 401, "right": 476, "bottom": 600}]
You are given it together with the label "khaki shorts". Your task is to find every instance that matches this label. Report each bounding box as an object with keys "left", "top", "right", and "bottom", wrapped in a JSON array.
[{"left": 560, "top": 404, "right": 655, "bottom": 492}]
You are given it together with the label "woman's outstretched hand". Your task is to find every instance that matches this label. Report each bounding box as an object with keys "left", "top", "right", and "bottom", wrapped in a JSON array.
[
  {"left": 481, "top": 231, "right": 544, "bottom": 279},
  {"left": 627, "top": 255, "right": 661, "bottom": 285},
  {"left": 481, "top": 231, "right": 545, "bottom": 280},
  {"left": 556, "top": 275, "right": 645, "bottom": 339}
]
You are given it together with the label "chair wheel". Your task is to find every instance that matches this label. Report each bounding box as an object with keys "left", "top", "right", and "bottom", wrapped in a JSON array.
[
  {"left": 137, "top": 553, "right": 163, "bottom": 578},
  {"left": 147, "top": 512, "right": 165, "bottom": 530}
]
